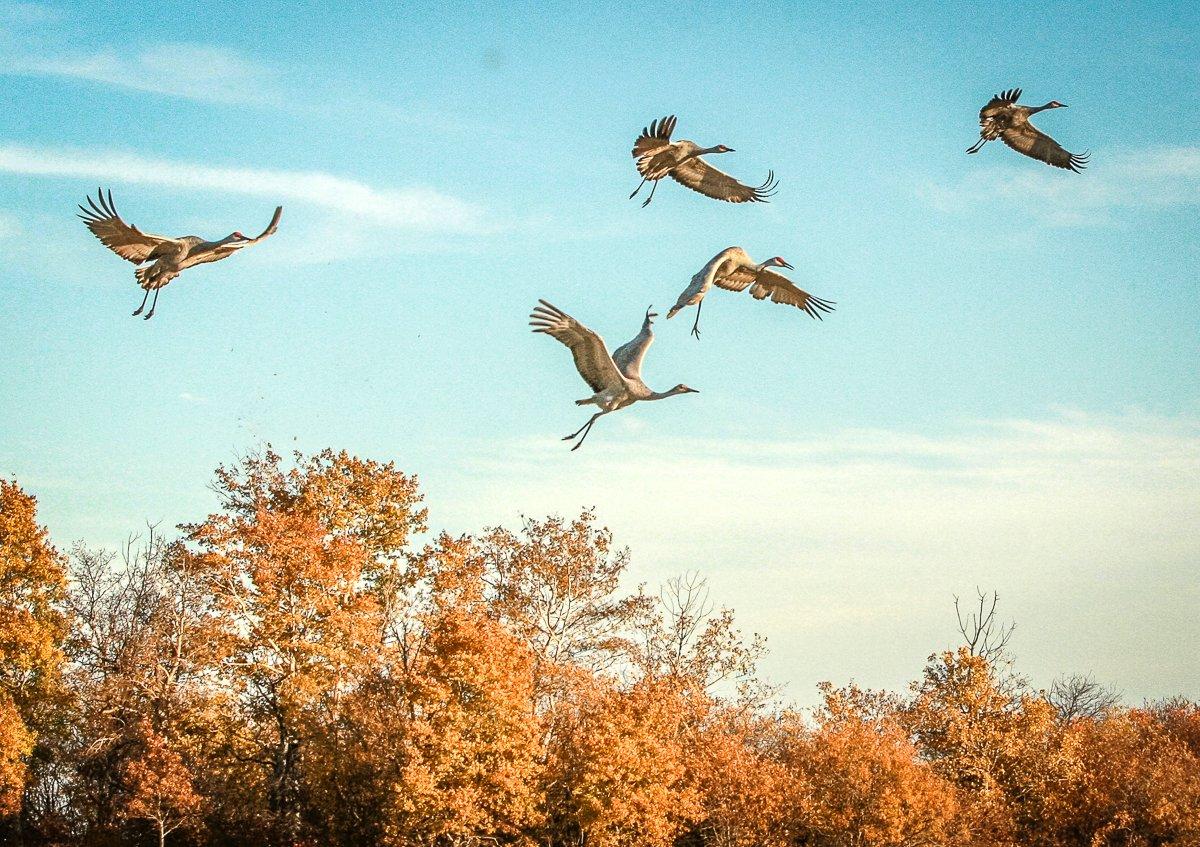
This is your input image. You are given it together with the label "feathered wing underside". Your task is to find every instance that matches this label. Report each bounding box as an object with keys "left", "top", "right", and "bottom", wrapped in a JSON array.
[
  {"left": 748, "top": 270, "right": 837, "bottom": 320},
  {"left": 529, "top": 300, "right": 625, "bottom": 394},
  {"left": 714, "top": 266, "right": 758, "bottom": 293},
  {"left": 1000, "top": 123, "right": 1089, "bottom": 172},
  {"left": 611, "top": 318, "right": 654, "bottom": 380},
  {"left": 632, "top": 115, "right": 676, "bottom": 160},
  {"left": 184, "top": 206, "right": 284, "bottom": 268},
  {"left": 668, "top": 160, "right": 778, "bottom": 203},
  {"left": 980, "top": 87, "right": 1022, "bottom": 123},
  {"left": 77, "top": 188, "right": 173, "bottom": 264}
]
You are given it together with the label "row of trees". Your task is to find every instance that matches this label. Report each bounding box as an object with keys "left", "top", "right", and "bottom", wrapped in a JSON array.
[{"left": 1, "top": 451, "right": 1198, "bottom": 847}]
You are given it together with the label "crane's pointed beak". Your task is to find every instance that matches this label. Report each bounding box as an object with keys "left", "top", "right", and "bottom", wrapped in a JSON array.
[{"left": 781, "top": 261, "right": 795, "bottom": 270}]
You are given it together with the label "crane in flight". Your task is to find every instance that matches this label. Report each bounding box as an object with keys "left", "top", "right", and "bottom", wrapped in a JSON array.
[
  {"left": 530, "top": 300, "right": 698, "bottom": 450},
  {"left": 667, "top": 247, "right": 835, "bottom": 338},
  {"left": 629, "top": 115, "right": 778, "bottom": 207},
  {"left": 966, "top": 88, "right": 1089, "bottom": 172},
  {"left": 79, "top": 189, "right": 282, "bottom": 319}
]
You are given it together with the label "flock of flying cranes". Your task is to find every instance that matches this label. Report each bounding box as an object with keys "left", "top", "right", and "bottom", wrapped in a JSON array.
[{"left": 79, "top": 90, "right": 1086, "bottom": 448}]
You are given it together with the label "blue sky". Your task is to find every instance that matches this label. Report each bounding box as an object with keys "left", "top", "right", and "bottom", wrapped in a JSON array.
[{"left": 1, "top": 0, "right": 1197, "bottom": 706}]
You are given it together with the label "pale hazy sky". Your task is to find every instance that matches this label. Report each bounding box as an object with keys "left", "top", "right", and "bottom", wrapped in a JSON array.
[{"left": 1, "top": 0, "right": 1197, "bottom": 706}]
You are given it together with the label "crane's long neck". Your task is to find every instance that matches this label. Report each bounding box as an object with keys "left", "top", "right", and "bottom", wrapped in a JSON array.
[
  {"left": 1029, "top": 102, "right": 1056, "bottom": 114},
  {"left": 646, "top": 387, "right": 687, "bottom": 401}
]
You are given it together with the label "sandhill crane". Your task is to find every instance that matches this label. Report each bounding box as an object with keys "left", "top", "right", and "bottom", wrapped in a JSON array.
[
  {"left": 629, "top": 115, "right": 779, "bottom": 207},
  {"left": 78, "top": 189, "right": 282, "bottom": 319},
  {"left": 530, "top": 300, "right": 698, "bottom": 450},
  {"left": 667, "top": 247, "right": 835, "bottom": 338},
  {"left": 966, "top": 88, "right": 1089, "bottom": 172}
]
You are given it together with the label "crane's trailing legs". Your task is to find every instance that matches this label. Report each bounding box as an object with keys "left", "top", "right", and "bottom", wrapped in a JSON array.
[
  {"left": 629, "top": 178, "right": 647, "bottom": 199},
  {"left": 966, "top": 137, "right": 988, "bottom": 154},
  {"left": 641, "top": 179, "right": 660, "bottom": 207},
  {"left": 132, "top": 289, "right": 150, "bottom": 317},
  {"left": 144, "top": 288, "right": 161, "bottom": 320},
  {"left": 563, "top": 411, "right": 606, "bottom": 451},
  {"left": 689, "top": 301, "right": 703, "bottom": 339}
]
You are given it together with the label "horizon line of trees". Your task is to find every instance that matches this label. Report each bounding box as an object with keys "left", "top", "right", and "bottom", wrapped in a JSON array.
[{"left": 1, "top": 448, "right": 1198, "bottom": 847}]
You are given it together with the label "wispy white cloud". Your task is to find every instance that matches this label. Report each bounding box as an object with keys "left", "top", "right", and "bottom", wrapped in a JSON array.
[
  {"left": 0, "top": 144, "right": 489, "bottom": 236},
  {"left": 919, "top": 147, "right": 1200, "bottom": 226},
  {"left": 9, "top": 42, "right": 277, "bottom": 105},
  {"left": 433, "top": 410, "right": 1200, "bottom": 701},
  {"left": 178, "top": 392, "right": 207, "bottom": 405}
]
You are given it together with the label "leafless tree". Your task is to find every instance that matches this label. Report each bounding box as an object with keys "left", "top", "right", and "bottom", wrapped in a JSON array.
[
  {"left": 1048, "top": 673, "right": 1121, "bottom": 723},
  {"left": 955, "top": 588, "right": 1015, "bottom": 663}
]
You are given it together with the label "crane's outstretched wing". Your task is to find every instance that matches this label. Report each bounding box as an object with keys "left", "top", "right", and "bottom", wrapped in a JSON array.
[
  {"left": 185, "top": 206, "right": 284, "bottom": 268},
  {"left": 77, "top": 188, "right": 174, "bottom": 264},
  {"left": 668, "top": 162, "right": 778, "bottom": 203},
  {"left": 980, "top": 88, "right": 1021, "bottom": 123},
  {"left": 632, "top": 115, "right": 676, "bottom": 159},
  {"left": 1000, "top": 123, "right": 1088, "bottom": 172},
  {"left": 749, "top": 270, "right": 836, "bottom": 320},
  {"left": 612, "top": 309, "right": 656, "bottom": 380},
  {"left": 530, "top": 300, "right": 625, "bottom": 394}
]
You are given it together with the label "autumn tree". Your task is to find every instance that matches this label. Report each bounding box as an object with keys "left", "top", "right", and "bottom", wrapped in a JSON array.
[
  {"left": 118, "top": 720, "right": 204, "bottom": 847},
  {"left": 473, "top": 511, "right": 649, "bottom": 679},
  {"left": 0, "top": 480, "right": 68, "bottom": 831},
  {"left": 544, "top": 678, "right": 700, "bottom": 847},
  {"left": 59, "top": 528, "right": 224, "bottom": 845},
  {"left": 904, "top": 648, "right": 1070, "bottom": 844},
  {"left": 685, "top": 707, "right": 791, "bottom": 847},
  {"left": 780, "top": 684, "right": 959, "bottom": 847},
  {"left": 635, "top": 572, "right": 770, "bottom": 705},
  {"left": 1042, "top": 708, "right": 1200, "bottom": 846},
  {"left": 183, "top": 448, "right": 425, "bottom": 845}
]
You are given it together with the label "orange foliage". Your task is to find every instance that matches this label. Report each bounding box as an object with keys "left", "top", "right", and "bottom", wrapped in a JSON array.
[
  {"left": 546, "top": 678, "right": 700, "bottom": 847},
  {"left": 687, "top": 709, "right": 791, "bottom": 847},
  {"left": 0, "top": 693, "right": 33, "bottom": 816},
  {"left": 0, "top": 480, "right": 67, "bottom": 823},
  {"left": 119, "top": 721, "right": 204, "bottom": 847},
  {"left": 1043, "top": 708, "right": 1200, "bottom": 846},
  {"left": 779, "top": 684, "right": 960, "bottom": 847},
  {"left": 3, "top": 454, "right": 1198, "bottom": 847}
]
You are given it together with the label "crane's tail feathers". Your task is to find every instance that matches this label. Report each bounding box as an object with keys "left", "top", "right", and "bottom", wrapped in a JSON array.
[{"left": 666, "top": 307, "right": 682, "bottom": 319}]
